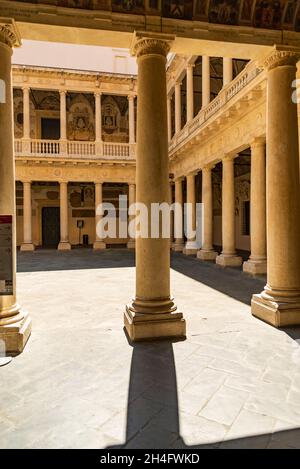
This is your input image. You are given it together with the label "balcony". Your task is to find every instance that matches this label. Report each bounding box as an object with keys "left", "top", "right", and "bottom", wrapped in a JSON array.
[
  {"left": 14, "top": 139, "right": 136, "bottom": 161},
  {"left": 169, "top": 61, "right": 265, "bottom": 158}
]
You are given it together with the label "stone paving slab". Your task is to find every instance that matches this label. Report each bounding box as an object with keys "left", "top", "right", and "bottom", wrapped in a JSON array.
[{"left": 0, "top": 249, "right": 300, "bottom": 448}]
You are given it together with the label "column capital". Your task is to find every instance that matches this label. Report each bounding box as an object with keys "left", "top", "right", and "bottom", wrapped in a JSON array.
[
  {"left": 59, "top": 89, "right": 67, "bottom": 96},
  {"left": 94, "top": 91, "right": 102, "bottom": 97},
  {"left": 175, "top": 176, "right": 184, "bottom": 183},
  {"left": 130, "top": 32, "right": 174, "bottom": 59},
  {"left": 128, "top": 94, "right": 135, "bottom": 101},
  {"left": 59, "top": 180, "right": 69, "bottom": 185},
  {"left": 0, "top": 18, "right": 21, "bottom": 48},
  {"left": 186, "top": 63, "right": 195, "bottom": 70},
  {"left": 202, "top": 164, "right": 215, "bottom": 173},
  {"left": 95, "top": 181, "right": 103, "bottom": 186},
  {"left": 250, "top": 136, "right": 266, "bottom": 148},
  {"left": 175, "top": 81, "right": 182, "bottom": 88},
  {"left": 22, "top": 85, "right": 30, "bottom": 92},
  {"left": 186, "top": 170, "right": 198, "bottom": 178},
  {"left": 21, "top": 179, "right": 32, "bottom": 185},
  {"left": 223, "top": 153, "right": 236, "bottom": 163},
  {"left": 260, "top": 46, "right": 300, "bottom": 71}
]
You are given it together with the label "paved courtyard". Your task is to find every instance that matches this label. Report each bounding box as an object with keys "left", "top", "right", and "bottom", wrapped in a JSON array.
[{"left": 1, "top": 249, "right": 300, "bottom": 449}]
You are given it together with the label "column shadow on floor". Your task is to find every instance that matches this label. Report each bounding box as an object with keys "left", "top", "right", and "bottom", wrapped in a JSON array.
[
  {"left": 106, "top": 340, "right": 300, "bottom": 449},
  {"left": 171, "top": 253, "right": 266, "bottom": 306},
  {"left": 17, "top": 248, "right": 135, "bottom": 273}
]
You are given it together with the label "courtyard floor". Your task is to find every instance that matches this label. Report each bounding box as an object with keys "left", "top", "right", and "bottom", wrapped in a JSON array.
[{"left": 1, "top": 249, "right": 300, "bottom": 449}]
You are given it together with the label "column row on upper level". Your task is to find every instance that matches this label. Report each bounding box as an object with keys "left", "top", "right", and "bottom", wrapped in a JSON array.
[{"left": 167, "top": 56, "right": 249, "bottom": 140}]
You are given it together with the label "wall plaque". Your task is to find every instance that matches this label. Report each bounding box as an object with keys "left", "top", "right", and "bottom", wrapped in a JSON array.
[{"left": 0, "top": 216, "right": 13, "bottom": 296}]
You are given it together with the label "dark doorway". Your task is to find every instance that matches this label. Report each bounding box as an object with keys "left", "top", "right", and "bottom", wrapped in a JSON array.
[
  {"left": 41, "top": 118, "right": 60, "bottom": 140},
  {"left": 42, "top": 207, "right": 60, "bottom": 248}
]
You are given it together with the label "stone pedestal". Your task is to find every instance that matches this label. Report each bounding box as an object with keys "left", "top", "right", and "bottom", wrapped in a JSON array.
[
  {"left": 125, "top": 33, "right": 186, "bottom": 341},
  {"left": 216, "top": 157, "right": 242, "bottom": 267},
  {"left": 251, "top": 48, "right": 300, "bottom": 327},
  {"left": 0, "top": 19, "right": 32, "bottom": 354}
]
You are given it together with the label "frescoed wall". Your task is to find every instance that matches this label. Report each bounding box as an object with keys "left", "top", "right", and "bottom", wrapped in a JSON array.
[{"left": 12, "top": 1, "right": 300, "bottom": 30}]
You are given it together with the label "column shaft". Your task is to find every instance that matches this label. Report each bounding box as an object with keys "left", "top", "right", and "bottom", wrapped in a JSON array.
[
  {"left": 216, "top": 157, "right": 242, "bottom": 266},
  {"left": 124, "top": 35, "right": 185, "bottom": 341},
  {"left": 93, "top": 182, "right": 106, "bottom": 250},
  {"left": 202, "top": 56, "right": 210, "bottom": 108},
  {"left": 60, "top": 91, "right": 67, "bottom": 140},
  {"left": 172, "top": 177, "right": 184, "bottom": 252},
  {"left": 186, "top": 65, "right": 194, "bottom": 122},
  {"left": 128, "top": 96, "right": 135, "bottom": 144},
  {"left": 175, "top": 81, "right": 181, "bottom": 134},
  {"left": 22, "top": 87, "right": 30, "bottom": 139},
  {"left": 252, "top": 51, "right": 300, "bottom": 327},
  {"left": 183, "top": 173, "right": 198, "bottom": 255},
  {"left": 197, "top": 167, "right": 218, "bottom": 260},
  {"left": 243, "top": 139, "right": 267, "bottom": 274},
  {"left": 127, "top": 183, "right": 136, "bottom": 249},
  {"left": 20, "top": 181, "right": 35, "bottom": 251},
  {"left": 223, "top": 57, "right": 233, "bottom": 87},
  {"left": 0, "top": 19, "right": 32, "bottom": 354},
  {"left": 58, "top": 181, "right": 71, "bottom": 250},
  {"left": 167, "top": 96, "right": 172, "bottom": 142}
]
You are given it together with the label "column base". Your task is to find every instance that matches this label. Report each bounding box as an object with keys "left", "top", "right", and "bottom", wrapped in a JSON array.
[
  {"left": 124, "top": 304, "right": 186, "bottom": 342},
  {"left": 57, "top": 242, "right": 71, "bottom": 251},
  {"left": 20, "top": 243, "right": 35, "bottom": 252},
  {"left": 252, "top": 293, "right": 300, "bottom": 327},
  {"left": 183, "top": 242, "right": 198, "bottom": 256},
  {"left": 0, "top": 311, "right": 32, "bottom": 355},
  {"left": 172, "top": 242, "right": 184, "bottom": 252},
  {"left": 93, "top": 240, "right": 106, "bottom": 250},
  {"left": 243, "top": 259, "right": 267, "bottom": 275},
  {"left": 126, "top": 240, "right": 135, "bottom": 250},
  {"left": 216, "top": 254, "right": 243, "bottom": 267},
  {"left": 197, "top": 249, "right": 218, "bottom": 261}
]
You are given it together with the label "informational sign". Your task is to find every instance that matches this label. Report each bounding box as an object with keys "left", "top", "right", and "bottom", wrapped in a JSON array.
[{"left": 0, "top": 216, "right": 13, "bottom": 296}]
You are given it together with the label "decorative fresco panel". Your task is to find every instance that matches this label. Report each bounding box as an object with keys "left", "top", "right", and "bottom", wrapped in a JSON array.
[{"left": 10, "top": 1, "right": 300, "bottom": 30}]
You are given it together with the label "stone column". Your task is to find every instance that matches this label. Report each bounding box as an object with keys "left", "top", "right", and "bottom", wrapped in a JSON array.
[
  {"left": 125, "top": 33, "right": 185, "bottom": 341},
  {"left": 127, "top": 183, "right": 136, "bottom": 249},
  {"left": 20, "top": 181, "right": 35, "bottom": 252},
  {"left": 197, "top": 166, "right": 218, "bottom": 261},
  {"left": 202, "top": 56, "right": 210, "bottom": 108},
  {"left": 58, "top": 181, "right": 71, "bottom": 250},
  {"left": 172, "top": 177, "right": 184, "bottom": 252},
  {"left": 183, "top": 172, "right": 198, "bottom": 256},
  {"left": 175, "top": 81, "right": 182, "bottom": 134},
  {"left": 216, "top": 156, "right": 242, "bottom": 267},
  {"left": 186, "top": 64, "right": 194, "bottom": 122},
  {"left": 95, "top": 92, "right": 103, "bottom": 156},
  {"left": 252, "top": 48, "right": 300, "bottom": 327},
  {"left": 60, "top": 90, "right": 67, "bottom": 140},
  {"left": 128, "top": 95, "right": 135, "bottom": 144},
  {"left": 169, "top": 181, "right": 174, "bottom": 248},
  {"left": 167, "top": 95, "right": 172, "bottom": 142},
  {"left": 93, "top": 182, "right": 106, "bottom": 250},
  {"left": 223, "top": 57, "right": 233, "bottom": 87},
  {"left": 22, "top": 86, "right": 30, "bottom": 139},
  {"left": 243, "top": 138, "right": 267, "bottom": 275},
  {"left": 0, "top": 19, "right": 32, "bottom": 354}
]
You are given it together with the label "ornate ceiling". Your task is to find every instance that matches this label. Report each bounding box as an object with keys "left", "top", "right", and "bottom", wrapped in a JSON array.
[{"left": 13, "top": 1, "right": 300, "bottom": 32}]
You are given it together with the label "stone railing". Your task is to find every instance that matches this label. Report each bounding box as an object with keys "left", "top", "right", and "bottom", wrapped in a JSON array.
[
  {"left": 169, "top": 61, "right": 262, "bottom": 154},
  {"left": 14, "top": 139, "right": 135, "bottom": 160}
]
